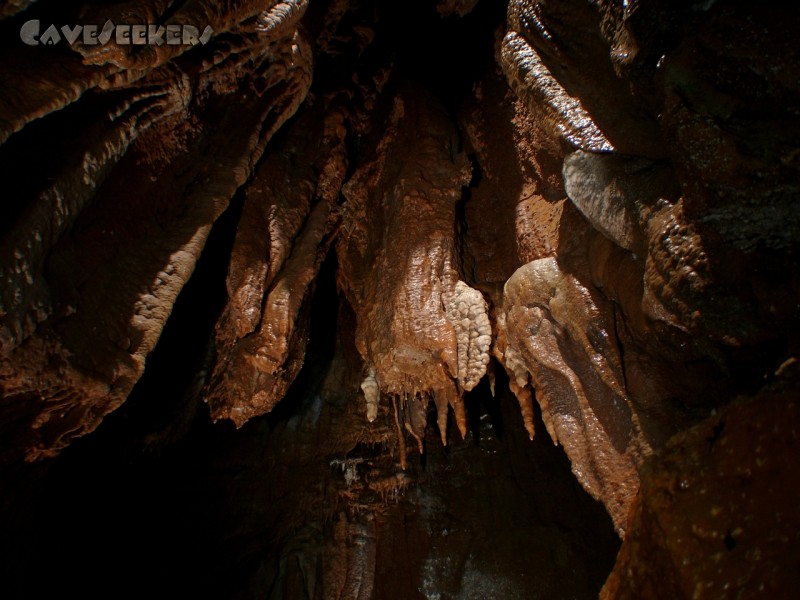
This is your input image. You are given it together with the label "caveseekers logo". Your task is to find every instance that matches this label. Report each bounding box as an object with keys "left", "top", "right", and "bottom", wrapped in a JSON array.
[{"left": 20, "top": 19, "right": 214, "bottom": 47}]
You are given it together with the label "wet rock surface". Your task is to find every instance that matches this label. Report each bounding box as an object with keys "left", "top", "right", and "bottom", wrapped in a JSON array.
[
  {"left": 0, "top": 0, "right": 313, "bottom": 462},
  {"left": 1, "top": 0, "right": 800, "bottom": 597},
  {"left": 602, "top": 362, "right": 800, "bottom": 600}
]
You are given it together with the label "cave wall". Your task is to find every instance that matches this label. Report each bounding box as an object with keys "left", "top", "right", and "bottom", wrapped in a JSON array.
[
  {"left": 1, "top": 0, "right": 799, "bottom": 597},
  {"left": 0, "top": 0, "right": 315, "bottom": 463}
]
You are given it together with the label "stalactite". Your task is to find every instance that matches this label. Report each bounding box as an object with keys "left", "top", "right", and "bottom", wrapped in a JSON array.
[
  {"left": 433, "top": 393, "right": 450, "bottom": 447},
  {"left": 360, "top": 369, "right": 379, "bottom": 423},
  {"left": 403, "top": 392, "right": 427, "bottom": 454},
  {"left": 499, "top": 256, "right": 650, "bottom": 532},
  {"left": 1, "top": 2, "right": 798, "bottom": 595},
  {"left": 0, "top": 0, "right": 313, "bottom": 460},
  {"left": 509, "top": 378, "right": 536, "bottom": 442},
  {"left": 336, "top": 84, "right": 484, "bottom": 458},
  {"left": 205, "top": 101, "right": 345, "bottom": 425},
  {"left": 391, "top": 395, "right": 407, "bottom": 470}
]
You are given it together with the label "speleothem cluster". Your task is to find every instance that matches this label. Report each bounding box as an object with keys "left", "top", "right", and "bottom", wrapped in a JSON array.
[{"left": 1, "top": 0, "right": 799, "bottom": 596}]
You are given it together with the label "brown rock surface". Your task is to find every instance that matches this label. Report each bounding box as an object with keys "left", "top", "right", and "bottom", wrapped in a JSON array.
[
  {"left": 502, "top": 0, "right": 665, "bottom": 156},
  {"left": 498, "top": 256, "right": 646, "bottom": 532},
  {"left": 336, "top": 83, "right": 486, "bottom": 453},
  {"left": 497, "top": 0, "right": 800, "bottom": 533},
  {"left": 602, "top": 362, "right": 800, "bottom": 599},
  {"left": 0, "top": 0, "right": 799, "bottom": 597},
  {"left": 205, "top": 100, "right": 347, "bottom": 426},
  {"left": 0, "top": 2, "right": 311, "bottom": 462}
]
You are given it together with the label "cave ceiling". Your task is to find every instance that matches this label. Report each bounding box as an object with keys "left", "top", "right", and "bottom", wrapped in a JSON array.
[{"left": 1, "top": 0, "right": 799, "bottom": 597}]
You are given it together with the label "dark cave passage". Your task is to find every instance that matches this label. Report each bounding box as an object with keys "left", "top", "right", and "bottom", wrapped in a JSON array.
[
  {"left": 376, "top": 0, "right": 507, "bottom": 109},
  {"left": 4, "top": 235, "right": 619, "bottom": 599},
  {"left": 10, "top": 367, "right": 620, "bottom": 600}
]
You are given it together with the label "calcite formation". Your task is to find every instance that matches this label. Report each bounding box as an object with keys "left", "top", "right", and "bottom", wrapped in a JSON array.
[
  {"left": 445, "top": 280, "right": 492, "bottom": 393},
  {"left": 498, "top": 256, "right": 647, "bottom": 532},
  {"left": 360, "top": 369, "right": 379, "bottom": 423},
  {"left": 336, "top": 88, "right": 481, "bottom": 454},
  {"left": 1, "top": 0, "right": 799, "bottom": 596},
  {"left": 562, "top": 150, "right": 678, "bottom": 256},
  {"left": 205, "top": 102, "right": 347, "bottom": 426},
  {"left": 501, "top": 29, "right": 613, "bottom": 153},
  {"left": 0, "top": 0, "right": 312, "bottom": 461}
]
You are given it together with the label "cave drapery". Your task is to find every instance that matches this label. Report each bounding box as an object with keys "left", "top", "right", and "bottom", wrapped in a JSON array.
[{"left": 1, "top": 0, "right": 799, "bottom": 598}]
